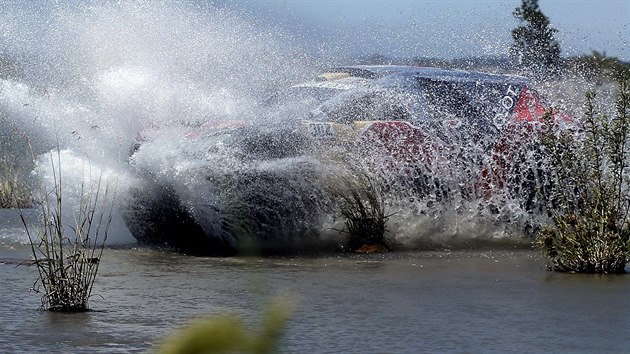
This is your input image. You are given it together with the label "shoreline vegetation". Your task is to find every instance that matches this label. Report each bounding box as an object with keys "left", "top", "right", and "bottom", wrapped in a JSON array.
[{"left": 536, "top": 78, "right": 630, "bottom": 273}]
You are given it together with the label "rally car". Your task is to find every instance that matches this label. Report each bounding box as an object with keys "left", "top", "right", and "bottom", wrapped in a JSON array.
[
  {"left": 123, "top": 65, "right": 567, "bottom": 255},
  {"left": 254, "top": 65, "right": 564, "bottom": 204}
]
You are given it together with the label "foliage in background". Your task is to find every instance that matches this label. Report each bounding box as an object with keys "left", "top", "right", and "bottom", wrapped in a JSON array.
[
  {"left": 537, "top": 78, "right": 630, "bottom": 273},
  {"left": 510, "top": 0, "right": 561, "bottom": 77},
  {"left": 156, "top": 298, "right": 293, "bottom": 354},
  {"left": 0, "top": 155, "right": 32, "bottom": 208},
  {"left": 0, "top": 116, "right": 35, "bottom": 208},
  {"left": 566, "top": 51, "right": 630, "bottom": 82},
  {"left": 21, "top": 149, "right": 114, "bottom": 311}
]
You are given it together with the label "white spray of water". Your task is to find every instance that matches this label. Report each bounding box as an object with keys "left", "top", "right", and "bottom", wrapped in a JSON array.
[
  {"left": 1, "top": 0, "right": 608, "bottom": 251},
  {"left": 32, "top": 149, "right": 133, "bottom": 244},
  {"left": 1, "top": 1, "right": 315, "bottom": 245}
]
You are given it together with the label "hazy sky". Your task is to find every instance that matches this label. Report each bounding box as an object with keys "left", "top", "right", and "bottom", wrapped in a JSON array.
[{"left": 226, "top": 0, "right": 630, "bottom": 61}]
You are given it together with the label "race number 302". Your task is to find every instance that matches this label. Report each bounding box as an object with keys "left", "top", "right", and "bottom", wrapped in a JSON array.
[{"left": 308, "top": 123, "right": 335, "bottom": 139}]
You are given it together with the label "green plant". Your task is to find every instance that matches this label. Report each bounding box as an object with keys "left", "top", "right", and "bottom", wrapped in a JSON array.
[
  {"left": 21, "top": 149, "right": 114, "bottom": 311},
  {"left": 156, "top": 298, "right": 293, "bottom": 354},
  {"left": 537, "top": 78, "right": 630, "bottom": 273},
  {"left": 0, "top": 157, "right": 32, "bottom": 208},
  {"left": 327, "top": 166, "right": 391, "bottom": 252}
]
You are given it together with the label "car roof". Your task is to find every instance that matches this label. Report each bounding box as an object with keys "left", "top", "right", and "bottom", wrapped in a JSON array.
[{"left": 325, "top": 65, "right": 529, "bottom": 86}]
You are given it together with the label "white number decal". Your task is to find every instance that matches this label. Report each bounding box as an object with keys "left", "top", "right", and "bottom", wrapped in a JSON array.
[
  {"left": 308, "top": 123, "right": 334, "bottom": 139},
  {"left": 494, "top": 85, "right": 519, "bottom": 129}
]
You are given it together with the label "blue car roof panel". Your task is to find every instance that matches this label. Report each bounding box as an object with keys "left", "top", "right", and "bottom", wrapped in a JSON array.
[{"left": 328, "top": 65, "right": 529, "bottom": 87}]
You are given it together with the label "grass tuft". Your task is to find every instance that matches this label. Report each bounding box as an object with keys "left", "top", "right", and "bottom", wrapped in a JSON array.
[
  {"left": 21, "top": 149, "right": 114, "bottom": 311},
  {"left": 327, "top": 166, "right": 391, "bottom": 252}
]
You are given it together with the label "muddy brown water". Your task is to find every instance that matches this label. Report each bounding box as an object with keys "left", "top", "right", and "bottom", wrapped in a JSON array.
[{"left": 2, "top": 237, "right": 630, "bottom": 354}]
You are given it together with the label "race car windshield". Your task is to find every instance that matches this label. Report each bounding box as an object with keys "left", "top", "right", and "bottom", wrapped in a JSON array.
[
  {"left": 261, "top": 86, "right": 344, "bottom": 124},
  {"left": 265, "top": 86, "right": 342, "bottom": 108},
  {"left": 313, "top": 88, "right": 419, "bottom": 123}
]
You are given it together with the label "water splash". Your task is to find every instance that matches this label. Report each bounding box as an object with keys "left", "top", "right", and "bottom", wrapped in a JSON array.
[
  {"left": 0, "top": 1, "right": 611, "bottom": 253},
  {"left": 1, "top": 1, "right": 314, "bottom": 247}
]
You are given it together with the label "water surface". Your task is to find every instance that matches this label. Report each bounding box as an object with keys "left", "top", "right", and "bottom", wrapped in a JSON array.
[{"left": 2, "top": 242, "right": 629, "bottom": 353}]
